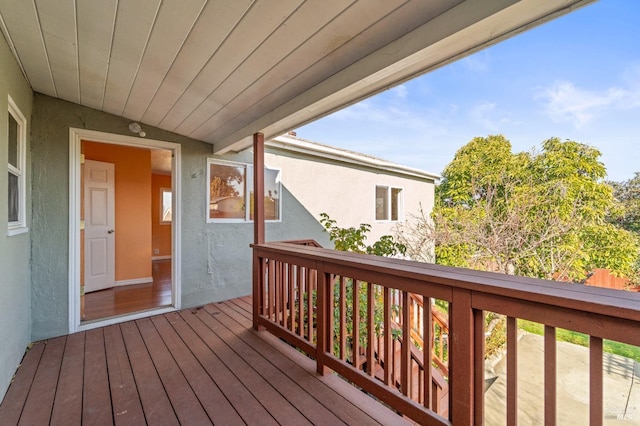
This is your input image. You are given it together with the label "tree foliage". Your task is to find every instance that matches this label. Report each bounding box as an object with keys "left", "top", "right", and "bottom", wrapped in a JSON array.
[
  {"left": 319, "top": 213, "right": 406, "bottom": 350},
  {"left": 209, "top": 164, "right": 243, "bottom": 200},
  {"left": 609, "top": 172, "right": 640, "bottom": 234},
  {"left": 319, "top": 213, "right": 406, "bottom": 257},
  {"left": 397, "top": 135, "right": 640, "bottom": 282}
]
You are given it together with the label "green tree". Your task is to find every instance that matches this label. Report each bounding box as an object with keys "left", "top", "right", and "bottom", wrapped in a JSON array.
[
  {"left": 609, "top": 172, "right": 640, "bottom": 234},
  {"left": 397, "top": 135, "right": 640, "bottom": 282}
]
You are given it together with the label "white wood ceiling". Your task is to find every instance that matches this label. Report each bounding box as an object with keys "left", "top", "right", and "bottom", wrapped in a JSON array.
[{"left": 0, "top": 0, "right": 594, "bottom": 152}]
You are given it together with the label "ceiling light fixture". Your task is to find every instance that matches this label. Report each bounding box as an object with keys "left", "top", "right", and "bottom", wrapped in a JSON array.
[{"left": 128, "top": 122, "right": 146, "bottom": 137}]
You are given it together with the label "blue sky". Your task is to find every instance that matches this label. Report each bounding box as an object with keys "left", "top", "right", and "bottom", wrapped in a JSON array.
[{"left": 298, "top": 0, "right": 639, "bottom": 182}]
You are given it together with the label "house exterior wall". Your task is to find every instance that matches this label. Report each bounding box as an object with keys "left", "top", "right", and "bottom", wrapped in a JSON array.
[
  {"left": 264, "top": 147, "right": 436, "bottom": 244},
  {"left": 29, "top": 94, "right": 329, "bottom": 341},
  {"left": 0, "top": 33, "right": 33, "bottom": 402}
]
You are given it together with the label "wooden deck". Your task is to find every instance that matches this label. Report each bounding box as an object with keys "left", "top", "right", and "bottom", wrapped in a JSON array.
[{"left": 0, "top": 297, "right": 410, "bottom": 425}]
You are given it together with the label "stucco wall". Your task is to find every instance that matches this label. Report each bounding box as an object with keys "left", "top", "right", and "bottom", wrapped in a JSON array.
[
  {"left": 0, "top": 33, "right": 33, "bottom": 402},
  {"left": 29, "top": 94, "right": 328, "bottom": 341},
  {"left": 265, "top": 148, "right": 435, "bottom": 244}
]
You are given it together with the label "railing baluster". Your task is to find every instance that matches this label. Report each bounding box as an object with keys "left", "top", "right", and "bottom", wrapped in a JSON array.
[
  {"left": 383, "top": 287, "right": 392, "bottom": 386},
  {"left": 424, "top": 296, "right": 432, "bottom": 409},
  {"left": 273, "top": 261, "right": 282, "bottom": 325},
  {"left": 367, "top": 282, "right": 375, "bottom": 376},
  {"left": 340, "top": 276, "right": 347, "bottom": 361},
  {"left": 544, "top": 325, "right": 556, "bottom": 426},
  {"left": 590, "top": 336, "right": 603, "bottom": 425},
  {"left": 353, "top": 279, "right": 360, "bottom": 369},
  {"left": 401, "top": 291, "right": 411, "bottom": 396},
  {"left": 288, "top": 263, "right": 294, "bottom": 332},
  {"left": 507, "top": 316, "right": 518, "bottom": 426},
  {"left": 297, "top": 266, "right": 304, "bottom": 338},
  {"left": 316, "top": 268, "right": 329, "bottom": 375},
  {"left": 282, "top": 263, "right": 287, "bottom": 327},
  {"left": 307, "top": 269, "right": 315, "bottom": 344},
  {"left": 328, "top": 274, "right": 335, "bottom": 357},
  {"left": 268, "top": 259, "right": 275, "bottom": 320}
]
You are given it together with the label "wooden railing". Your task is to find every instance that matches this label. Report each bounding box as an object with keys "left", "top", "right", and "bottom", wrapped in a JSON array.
[
  {"left": 252, "top": 242, "right": 640, "bottom": 425},
  {"left": 402, "top": 292, "right": 450, "bottom": 377}
]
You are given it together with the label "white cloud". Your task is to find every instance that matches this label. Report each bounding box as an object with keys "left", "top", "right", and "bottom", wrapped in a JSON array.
[
  {"left": 468, "top": 102, "right": 516, "bottom": 132},
  {"left": 460, "top": 51, "right": 490, "bottom": 73},
  {"left": 392, "top": 84, "right": 408, "bottom": 99},
  {"left": 537, "top": 79, "right": 640, "bottom": 127}
]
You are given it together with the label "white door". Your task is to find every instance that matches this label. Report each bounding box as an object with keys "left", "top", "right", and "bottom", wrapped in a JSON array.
[{"left": 84, "top": 160, "right": 115, "bottom": 292}]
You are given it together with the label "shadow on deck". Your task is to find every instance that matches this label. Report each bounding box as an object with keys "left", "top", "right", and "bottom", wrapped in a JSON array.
[{"left": 0, "top": 297, "right": 409, "bottom": 425}]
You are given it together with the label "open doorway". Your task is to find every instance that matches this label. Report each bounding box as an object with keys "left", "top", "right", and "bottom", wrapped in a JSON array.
[{"left": 69, "top": 128, "right": 181, "bottom": 331}]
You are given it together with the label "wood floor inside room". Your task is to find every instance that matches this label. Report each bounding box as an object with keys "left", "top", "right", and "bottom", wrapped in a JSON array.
[{"left": 83, "top": 259, "right": 172, "bottom": 322}]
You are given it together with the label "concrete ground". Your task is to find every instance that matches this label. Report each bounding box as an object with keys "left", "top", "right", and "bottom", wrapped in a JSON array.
[{"left": 484, "top": 332, "right": 640, "bottom": 425}]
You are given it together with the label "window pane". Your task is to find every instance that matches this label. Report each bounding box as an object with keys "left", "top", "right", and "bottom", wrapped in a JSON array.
[
  {"left": 391, "top": 188, "right": 402, "bottom": 221},
  {"left": 376, "top": 186, "right": 388, "bottom": 220},
  {"left": 161, "top": 189, "right": 172, "bottom": 222},
  {"left": 249, "top": 167, "right": 281, "bottom": 221},
  {"left": 8, "top": 172, "right": 19, "bottom": 222},
  {"left": 8, "top": 112, "right": 18, "bottom": 168},
  {"left": 209, "top": 164, "right": 245, "bottom": 219},
  {"left": 265, "top": 168, "right": 280, "bottom": 221}
]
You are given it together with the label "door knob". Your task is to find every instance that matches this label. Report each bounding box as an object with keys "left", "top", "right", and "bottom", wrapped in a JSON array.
[{"left": 108, "top": 229, "right": 115, "bottom": 234}]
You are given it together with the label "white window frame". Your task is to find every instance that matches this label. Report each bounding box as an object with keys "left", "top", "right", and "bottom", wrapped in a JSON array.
[
  {"left": 7, "top": 95, "right": 28, "bottom": 236},
  {"left": 206, "top": 158, "right": 282, "bottom": 223},
  {"left": 160, "top": 187, "right": 172, "bottom": 224},
  {"left": 375, "top": 185, "right": 404, "bottom": 222}
]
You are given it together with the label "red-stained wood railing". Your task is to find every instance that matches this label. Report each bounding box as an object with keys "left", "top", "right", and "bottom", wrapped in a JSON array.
[{"left": 252, "top": 242, "right": 640, "bottom": 425}]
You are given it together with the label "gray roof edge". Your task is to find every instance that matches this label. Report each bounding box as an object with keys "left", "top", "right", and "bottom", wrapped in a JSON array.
[{"left": 266, "top": 134, "right": 441, "bottom": 181}]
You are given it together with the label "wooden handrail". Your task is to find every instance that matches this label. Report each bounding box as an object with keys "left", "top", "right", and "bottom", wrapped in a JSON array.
[
  {"left": 252, "top": 242, "right": 640, "bottom": 425},
  {"left": 279, "top": 239, "right": 323, "bottom": 247}
]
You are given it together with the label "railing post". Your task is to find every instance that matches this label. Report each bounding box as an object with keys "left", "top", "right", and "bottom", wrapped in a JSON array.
[
  {"left": 316, "top": 265, "right": 330, "bottom": 375},
  {"left": 252, "top": 250, "right": 265, "bottom": 331},
  {"left": 450, "top": 288, "right": 474, "bottom": 425}
]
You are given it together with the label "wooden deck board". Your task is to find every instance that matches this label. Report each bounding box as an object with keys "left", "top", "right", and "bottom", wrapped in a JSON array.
[
  {"left": 83, "top": 328, "right": 113, "bottom": 424},
  {"left": 0, "top": 342, "right": 45, "bottom": 425},
  {"left": 18, "top": 336, "right": 66, "bottom": 426},
  {"left": 103, "top": 324, "right": 146, "bottom": 426},
  {"left": 0, "top": 297, "right": 410, "bottom": 426},
  {"left": 120, "top": 321, "right": 179, "bottom": 426},
  {"left": 50, "top": 332, "right": 84, "bottom": 425},
  {"left": 136, "top": 317, "right": 212, "bottom": 425}
]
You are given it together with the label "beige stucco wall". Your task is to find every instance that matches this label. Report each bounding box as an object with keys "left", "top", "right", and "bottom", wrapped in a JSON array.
[
  {"left": 265, "top": 147, "right": 435, "bottom": 244},
  {"left": 0, "top": 32, "right": 33, "bottom": 402}
]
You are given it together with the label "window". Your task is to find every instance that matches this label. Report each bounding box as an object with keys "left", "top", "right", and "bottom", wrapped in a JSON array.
[
  {"left": 207, "top": 159, "right": 281, "bottom": 222},
  {"left": 375, "top": 185, "right": 402, "bottom": 221},
  {"left": 160, "top": 188, "right": 172, "bottom": 223},
  {"left": 7, "top": 96, "right": 27, "bottom": 235}
]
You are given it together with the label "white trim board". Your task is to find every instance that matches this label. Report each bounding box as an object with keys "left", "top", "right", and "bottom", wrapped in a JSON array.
[
  {"left": 114, "top": 277, "right": 154, "bottom": 287},
  {"left": 68, "top": 127, "right": 182, "bottom": 333}
]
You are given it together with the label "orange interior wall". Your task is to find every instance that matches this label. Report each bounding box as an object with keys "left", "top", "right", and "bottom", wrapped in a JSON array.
[
  {"left": 82, "top": 141, "right": 153, "bottom": 281},
  {"left": 152, "top": 174, "right": 172, "bottom": 257}
]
